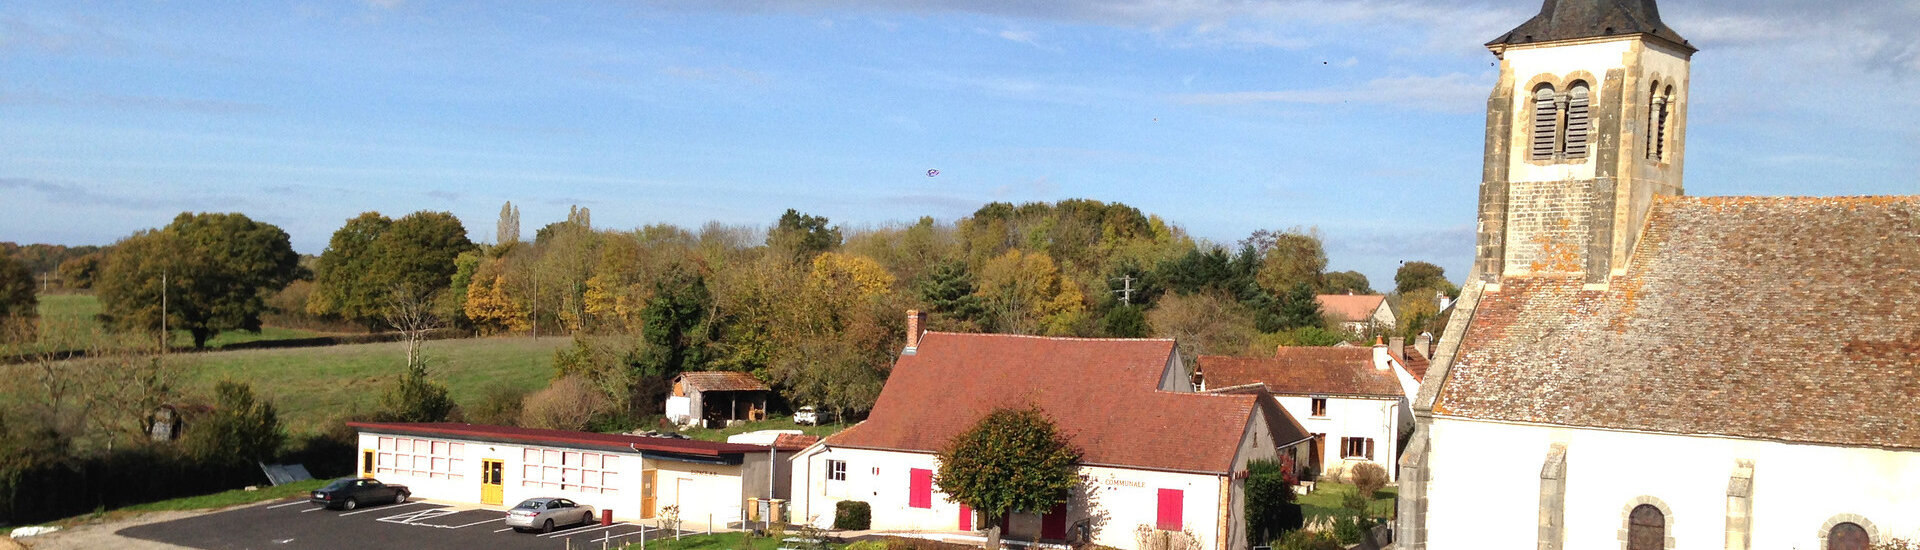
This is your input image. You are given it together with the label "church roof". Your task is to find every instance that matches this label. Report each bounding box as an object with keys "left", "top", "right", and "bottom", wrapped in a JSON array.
[
  {"left": 1488, "top": 0, "right": 1692, "bottom": 51},
  {"left": 1435, "top": 196, "right": 1920, "bottom": 450}
]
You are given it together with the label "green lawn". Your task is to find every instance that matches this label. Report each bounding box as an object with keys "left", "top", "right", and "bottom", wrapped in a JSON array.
[
  {"left": 1297, "top": 481, "right": 1396, "bottom": 520},
  {"left": 680, "top": 418, "right": 854, "bottom": 443},
  {"left": 621, "top": 531, "right": 839, "bottom": 550},
  {"left": 28, "top": 293, "right": 340, "bottom": 352},
  {"left": 176, "top": 336, "right": 568, "bottom": 434}
]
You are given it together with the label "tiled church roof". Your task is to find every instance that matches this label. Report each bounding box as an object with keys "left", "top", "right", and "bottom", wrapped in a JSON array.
[
  {"left": 1436, "top": 196, "right": 1920, "bottom": 449},
  {"left": 1488, "top": 0, "right": 1692, "bottom": 50}
]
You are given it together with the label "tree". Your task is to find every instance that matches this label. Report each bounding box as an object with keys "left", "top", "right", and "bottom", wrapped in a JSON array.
[
  {"left": 1322, "top": 271, "right": 1373, "bottom": 295},
  {"left": 0, "top": 254, "right": 34, "bottom": 328},
  {"left": 936, "top": 406, "right": 1081, "bottom": 550},
  {"left": 638, "top": 264, "right": 715, "bottom": 379},
  {"left": 497, "top": 201, "right": 521, "bottom": 245},
  {"left": 976, "top": 249, "right": 1085, "bottom": 335},
  {"left": 1149, "top": 291, "right": 1256, "bottom": 366},
  {"left": 377, "top": 360, "right": 457, "bottom": 424},
  {"left": 370, "top": 211, "right": 475, "bottom": 300},
  {"left": 56, "top": 252, "right": 103, "bottom": 290},
  {"left": 308, "top": 212, "right": 394, "bottom": 324},
  {"left": 184, "top": 381, "right": 285, "bottom": 465},
  {"left": 1394, "top": 262, "right": 1447, "bottom": 295},
  {"left": 1274, "top": 283, "right": 1324, "bottom": 331},
  {"left": 917, "top": 260, "right": 985, "bottom": 328},
  {"left": 97, "top": 213, "right": 300, "bottom": 348},
  {"left": 1102, "top": 305, "right": 1149, "bottom": 337},
  {"left": 1253, "top": 228, "right": 1327, "bottom": 294},
  {"left": 767, "top": 209, "right": 841, "bottom": 262},
  {"left": 1244, "top": 458, "right": 1302, "bottom": 547}
]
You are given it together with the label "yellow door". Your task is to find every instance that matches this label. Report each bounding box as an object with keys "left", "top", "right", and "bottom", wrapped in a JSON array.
[
  {"left": 361, "top": 450, "right": 375, "bottom": 478},
  {"left": 641, "top": 470, "right": 657, "bottom": 519},
  {"left": 481, "top": 460, "right": 505, "bottom": 506}
]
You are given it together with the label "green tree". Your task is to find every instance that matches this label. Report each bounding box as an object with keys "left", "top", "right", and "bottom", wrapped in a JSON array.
[
  {"left": 936, "top": 406, "right": 1081, "bottom": 550},
  {"left": 308, "top": 212, "right": 394, "bottom": 325},
  {"left": 1274, "top": 283, "right": 1324, "bottom": 331},
  {"left": 1244, "top": 458, "right": 1302, "bottom": 547},
  {"left": 1253, "top": 228, "right": 1327, "bottom": 294},
  {"left": 1321, "top": 271, "right": 1373, "bottom": 295},
  {"left": 767, "top": 209, "right": 842, "bottom": 262},
  {"left": 639, "top": 264, "right": 715, "bottom": 378},
  {"left": 0, "top": 254, "right": 34, "bottom": 327},
  {"left": 97, "top": 213, "right": 300, "bottom": 348},
  {"left": 310, "top": 211, "right": 474, "bottom": 328},
  {"left": 378, "top": 362, "right": 457, "bottom": 423},
  {"left": 184, "top": 381, "right": 285, "bottom": 465},
  {"left": 1394, "top": 262, "right": 1447, "bottom": 295},
  {"left": 1102, "top": 305, "right": 1149, "bottom": 337},
  {"left": 56, "top": 252, "right": 104, "bottom": 290},
  {"left": 917, "top": 260, "right": 985, "bottom": 327}
]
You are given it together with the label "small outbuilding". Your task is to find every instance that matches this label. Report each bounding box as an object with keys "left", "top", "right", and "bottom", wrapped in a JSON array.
[{"left": 665, "top": 372, "right": 771, "bottom": 428}]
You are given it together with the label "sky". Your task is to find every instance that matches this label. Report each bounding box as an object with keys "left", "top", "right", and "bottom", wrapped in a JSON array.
[{"left": 3, "top": 0, "right": 1916, "bottom": 287}]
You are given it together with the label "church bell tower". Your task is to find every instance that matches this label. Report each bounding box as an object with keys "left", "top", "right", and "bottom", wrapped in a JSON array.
[{"left": 1471, "top": 0, "right": 1695, "bottom": 286}]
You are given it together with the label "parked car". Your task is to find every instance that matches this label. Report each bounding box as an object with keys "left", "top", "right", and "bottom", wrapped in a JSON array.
[
  {"left": 794, "top": 406, "right": 818, "bottom": 426},
  {"left": 506, "top": 497, "right": 597, "bottom": 533},
  {"left": 309, "top": 477, "right": 409, "bottom": 510}
]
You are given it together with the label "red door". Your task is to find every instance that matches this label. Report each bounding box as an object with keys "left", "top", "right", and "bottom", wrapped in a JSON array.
[
  {"left": 958, "top": 505, "right": 973, "bottom": 531},
  {"left": 1040, "top": 502, "right": 1068, "bottom": 539},
  {"left": 1156, "top": 489, "right": 1184, "bottom": 531}
]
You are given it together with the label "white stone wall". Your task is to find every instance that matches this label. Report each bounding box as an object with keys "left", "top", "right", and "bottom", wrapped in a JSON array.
[
  {"left": 789, "top": 446, "right": 1229, "bottom": 550},
  {"left": 1275, "top": 395, "right": 1404, "bottom": 482},
  {"left": 1422, "top": 417, "right": 1920, "bottom": 549}
]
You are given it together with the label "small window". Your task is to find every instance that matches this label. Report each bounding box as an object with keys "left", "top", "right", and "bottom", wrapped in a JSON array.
[
  {"left": 1531, "top": 84, "right": 1558, "bottom": 160},
  {"left": 1341, "top": 437, "right": 1375, "bottom": 459},
  {"left": 1310, "top": 398, "right": 1328, "bottom": 417},
  {"left": 827, "top": 460, "right": 847, "bottom": 482},
  {"left": 1627, "top": 504, "right": 1664, "bottom": 550}
]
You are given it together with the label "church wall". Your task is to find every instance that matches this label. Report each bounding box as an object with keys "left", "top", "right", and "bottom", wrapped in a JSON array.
[{"left": 1423, "top": 416, "right": 1920, "bottom": 549}]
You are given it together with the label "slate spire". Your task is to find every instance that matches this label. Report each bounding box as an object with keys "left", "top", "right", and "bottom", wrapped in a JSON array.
[{"left": 1487, "top": 0, "right": 1691, "bottom": 51}]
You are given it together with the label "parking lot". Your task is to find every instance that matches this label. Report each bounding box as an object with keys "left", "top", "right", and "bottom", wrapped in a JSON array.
[{"left": 119, "top": 497, "right": 688, "bottom": 550}]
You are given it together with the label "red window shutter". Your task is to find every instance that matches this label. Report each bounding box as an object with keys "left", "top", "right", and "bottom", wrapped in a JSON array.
[
  {"left": 1156, "top": 488, "right": 1183, "bottom": 530},
  {"left": 1365, "top": 439, "right": 1375, "bottom": 461},
  {"left": 909, "top": 468, "right": 933, "bottom": 509},
  {"left": 959, "top": 504, "right": 973, "bottom": 531}
]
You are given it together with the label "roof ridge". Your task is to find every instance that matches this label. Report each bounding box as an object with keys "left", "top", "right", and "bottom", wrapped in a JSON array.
[{"left": 922, "top": 331, "right": 1176, "bottom": 343}]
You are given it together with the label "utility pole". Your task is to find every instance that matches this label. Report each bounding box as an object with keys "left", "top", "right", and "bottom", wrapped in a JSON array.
[
  {"left": 161, "top": 268, "right": 169, "bottom": 355},
  {"left": 1111, "top": 274, "right": 1136, "bottom": 305},
  {"left": 531, "top": 272, "right": 539, "bottom": 341}
]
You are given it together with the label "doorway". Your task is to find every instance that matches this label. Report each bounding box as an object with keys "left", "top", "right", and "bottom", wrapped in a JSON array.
[
  {"left": 481, "top": 459, "right": 505, "bottom": 506},
  {"left": 362, "top": 450, "right": 374, "bottom": 477},
  {"left": 641, "top": 470, "right": 658, "bottom": 519}
]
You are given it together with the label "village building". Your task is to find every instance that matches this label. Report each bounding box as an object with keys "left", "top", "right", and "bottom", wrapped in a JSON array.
[
  {"left": 350, "top": 422, "right": 806, "bottom": 528},
  {"left": 666, "top": 371, "right": 773, "bottom": 428},
  {"left": 1199, "top": 339, "right": 1418, "bottom": 482},
  {"left": 1396, "top": 1, "right": 1920, "bottom": 549},
  {"left": 789, "top": 315, "right": 1311, "bottom": 550},
  {"left": 1314, "top": 294, "right": 1395, "bottom": 335}
]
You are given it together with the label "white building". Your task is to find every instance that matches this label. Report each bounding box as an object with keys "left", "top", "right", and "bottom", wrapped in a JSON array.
[
  {"left": 1396, "top": 1, "right": 1920, "bottom": 549},
  {"left": 790, "top": 326, "right": 1312, "bottom": 550},
  {"left": 350, "top": 422, "right": 803, "bottom": 528},
  {"left": 1199, "top": 341, "right": 1419, "bottom": 482}
]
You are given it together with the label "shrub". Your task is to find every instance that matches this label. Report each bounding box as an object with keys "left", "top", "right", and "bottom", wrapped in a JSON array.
[
  {"left": 1350, "top": 462, "right": 1388, "bottom": 498},
  {"left": 1330, "top": 515, "right": 1368, "bottom": 545},
  {"left": 834, "top": 500, "right": 872, "bottom": 530},
  {"left": 468, "top": 383, "right": 528, "bottom": 426},
  {"left": 846, "top": 541, "right": 889, "bottom": 550},
  {"left": 1272, "top": 529, "right": 1342, "bottom": 550},
  {"left": 519, "top": 376, "right": 608, "bottom": 431},
  {"left": 1340, "top": 491, "right": 1369, "bottom": 514},
  {"left": 1244, "top": 458, "right": 1301, "bottom": 546}
]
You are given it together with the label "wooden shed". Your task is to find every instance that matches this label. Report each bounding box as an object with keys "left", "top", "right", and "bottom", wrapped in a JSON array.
[{"left": 666, "top": 372, "right": 771, "bottom": 428}]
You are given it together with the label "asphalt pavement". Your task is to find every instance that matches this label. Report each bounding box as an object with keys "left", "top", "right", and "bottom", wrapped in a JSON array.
[{"left": 119, "top": 498, "right": 681, "bottom": 550}]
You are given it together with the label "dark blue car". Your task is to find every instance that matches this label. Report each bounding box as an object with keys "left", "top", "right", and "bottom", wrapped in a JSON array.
[{"left": 309, "top": 477, "right": 410, "bottom": 510}]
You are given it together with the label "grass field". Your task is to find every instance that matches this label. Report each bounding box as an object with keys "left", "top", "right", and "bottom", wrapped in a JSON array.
[
  {"left": 177, "top": 336, "right": 569, "bottom": 434},
  {"left": 1297, "top": 481, "right": 1396, "bottom": 520},
  {"left": 30, "top": 293, "right": 339, "bottom": 351}
]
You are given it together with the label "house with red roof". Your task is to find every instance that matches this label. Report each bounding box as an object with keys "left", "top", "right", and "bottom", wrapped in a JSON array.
[
  {"left": 348, "top": 422, "right": 809, "bottom": 528},
  {"left": 788, "top": 315, "right": 1311, "bottom": 550},
  {"left": 1314, "top": 294, "right": 1395, "bottom": 335},
  {"left": 1198, "top": 339, "right": 1419, "bottom": 483}
]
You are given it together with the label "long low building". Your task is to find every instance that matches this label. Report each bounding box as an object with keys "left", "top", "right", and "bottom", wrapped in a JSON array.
[{"left": 348, "top": 422, "right": 802, "bottom": 527}]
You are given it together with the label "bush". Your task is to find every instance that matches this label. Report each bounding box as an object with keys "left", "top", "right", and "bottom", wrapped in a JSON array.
[
  {"left": 519, "top": 376, "right": 609, "bottom": 431},
  {"left": 467, "top": 383, "right": 528, "bottom": 426},
  {"left": 1330, "top": 515, "right": 1369, "bottom": 545},
  {"left": 1272, "top": 529, "right": 1342, "bottom": 550},
  {"left": 834, "top": 500, "right": 872, "bottom": 530},
  {"left": 1350, "top": 462, "right": 1388, "bottom": 498},
  {"left": 1244, "top": 458, "right": 1301, "bottom": 546},
  {"left": 184, "top": 381, "right": 285, "bottom": 466}
]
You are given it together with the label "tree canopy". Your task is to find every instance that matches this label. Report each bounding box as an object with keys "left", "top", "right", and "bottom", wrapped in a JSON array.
[
  {"left": 0, "top": 254, "right": 34, "bottom": 325},
  {"left": 309, "top": 211, "right": 474, "bottom": 328},
  {"left": 96, "top": 212, "right": 300, "bottom": 348},
  {"left": 935, "top": 406, "right": 1081, "bottom": 546}
]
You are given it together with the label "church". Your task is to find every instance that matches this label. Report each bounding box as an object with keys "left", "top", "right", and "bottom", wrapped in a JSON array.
[{"left": 1394, "top": 1, "right": 1920, "bottom": 549}]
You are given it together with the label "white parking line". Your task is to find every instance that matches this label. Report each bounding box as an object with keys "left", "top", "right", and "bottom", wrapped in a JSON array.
[
  {"left": 540, "top": 522, "right": 623, "bottom": 538},
  {"left": 300, "top": 507, "right": 327, "bottom": 513},
  {"left": 493, "top": 527, "right": 517, "bottom": 533},
  {"left": 374, "top": 508, "right": 458, "bottom": 525},
  {"left": 594, "top": 526, "right": 650, "bottom": 543},
  {"left": 341, "top": 501, "right": 424, "bottom": 517},
  {"left": 267, "top": 500, "right": 310, "bottom": 509},
  {"left": 445, "top": 517, "right": 506, "bottom": 529}
]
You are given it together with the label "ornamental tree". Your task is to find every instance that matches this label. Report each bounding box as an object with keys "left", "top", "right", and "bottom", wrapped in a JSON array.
[{"left": 936, "top": 406, "right": 1081, "bottom": 550}]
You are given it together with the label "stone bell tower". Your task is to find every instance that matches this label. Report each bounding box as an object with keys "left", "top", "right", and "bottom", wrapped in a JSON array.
[{"left": 1470, "top": 0, "right": 1696, "bottom": 286}]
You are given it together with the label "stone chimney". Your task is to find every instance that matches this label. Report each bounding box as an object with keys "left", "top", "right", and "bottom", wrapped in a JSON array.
[
  {"left": 1415, "top": 332, "right": 1433, "bottom": 357},
  {"left": 903, "top": 310, "right": 928, "bottom": 355},
  {"left": 1389, "top": 336, "right": 1405, "bottom": 359},
  {"left": 1372, "top": 336, "right": 1390, "bottom": 370}
]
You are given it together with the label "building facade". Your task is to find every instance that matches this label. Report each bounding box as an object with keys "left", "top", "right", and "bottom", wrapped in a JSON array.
[{"left": 1200, "top": 343, "right": 1418, "bottom": 482}]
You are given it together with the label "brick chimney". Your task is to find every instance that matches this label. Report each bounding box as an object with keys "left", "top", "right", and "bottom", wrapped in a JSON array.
[
  {"left": 1372, "top": 336, "right": 1390, "bottom": 370},
  {"left": 903, "top": 310, "right": 928, "bottom": 355},
  {"left": 1389, "top": 336, "right": 1405, "bottom": 359}
]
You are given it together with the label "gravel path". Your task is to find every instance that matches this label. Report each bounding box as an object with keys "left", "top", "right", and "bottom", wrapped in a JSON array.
[{"left": 16, "top": 509, "right": 208, "bottom": 550}]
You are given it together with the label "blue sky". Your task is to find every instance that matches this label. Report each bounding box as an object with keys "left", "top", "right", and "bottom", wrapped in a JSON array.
[{"left": 3, "top": 0, "right": 1916, "bottom": 286}]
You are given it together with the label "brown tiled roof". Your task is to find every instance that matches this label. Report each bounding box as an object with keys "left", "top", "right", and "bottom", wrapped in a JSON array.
[
  {"left": 1397, "top": 348, "right": 1431, "bottom": 381},
  {"left": 349, "top": 422, "right": 771, "bottom": 456},
  {"left": 677, "top": 371, "right": 770, "bottom": 392},
  {"left": 1437, "top": 196, "right": 1920, "bottom": 449},
  {"left": 1315, "top": 294, "right": 1387, "bottom": 323},
  {"left": 773, "top": 433, "right": 821, "bottom": 451},
  {"left": 826, "top": 332, "right": 1303, "bottom": 474},
  {"left": 1201, "top": 347, "right": 1405, "bottom": 398}
]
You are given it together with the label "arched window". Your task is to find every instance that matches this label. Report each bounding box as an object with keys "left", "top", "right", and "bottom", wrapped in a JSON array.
[
  {"left": 1645, "top": 81, "right": 1661, "bottom": 159},
  {"left": 1829, "top": 522, "right": 1870, "bottom": 550},
  {"left": 1564, "top": 81, "right": 1591, "bottom": 158},
  {"left": 1531, "top": 84, "right": 1558, "bottom": 160},
  {"left": 1655, "top": 85, "right": 1674, "bottom": 160},
  {"left": 1627, "top": 504, "right": 1664, "bottom": 550}
]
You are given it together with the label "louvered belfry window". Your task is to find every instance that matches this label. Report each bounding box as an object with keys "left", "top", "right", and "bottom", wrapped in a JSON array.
[
  {"left": 1646, "top": 81, "right": 1663, "bottom": 160},
  {"left": 1564, "top": 82, "right": 1591, "bottom": 158},
  {"left": 1531, "top": 85, "right": 1558, "bottom": 160}
]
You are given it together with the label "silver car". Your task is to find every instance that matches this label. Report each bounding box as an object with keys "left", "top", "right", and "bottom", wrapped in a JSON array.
[{"left": 505, "top": 497, "right": 597, "bottom": 533}]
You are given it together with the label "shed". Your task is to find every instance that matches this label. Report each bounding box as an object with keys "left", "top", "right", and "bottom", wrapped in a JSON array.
[{"left": 666, "top": 372, "right": 771, "bottom": 428}]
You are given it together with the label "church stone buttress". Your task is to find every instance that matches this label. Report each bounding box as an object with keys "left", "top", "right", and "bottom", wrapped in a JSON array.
[{"left": 1471, "top": 0, "right": 1696, "bottom": 286}]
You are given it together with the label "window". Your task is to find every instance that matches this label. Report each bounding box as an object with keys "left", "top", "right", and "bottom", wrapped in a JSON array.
[
  {"left": 827, "top": 460, "right": 847, "bottom": 482},
  {"left": 372, "top": 437, "right": 464, "bottom": 479},
  {"left": 1340, "top": 437, "right": 1374, "bottom": 460},
  {"left": 518, "top": 447, "right": 619, "bottom": 494},
  {"left": 1310, "top": 398, "right": 1328, "bottom": 417},
  {"left": 1530, "top": 84, "right": 1558, "bottom": 160},
  {"left": 1829, "top": 522, "right": 1870, "bottom": 550},
  {"left": 908, "top": 468, "right": 933, "bottom": 509},
  {"left": 1155, "top": 489, "right": 1183, "bottom": 531},
  {"left": 1627, "top": 504, "right": 1664, "bottom": 550},
  {"left": 1646, "top": 82, "right": 1669, "bottom": 161},
  {"left": 1564, "top": 82, "right": 1590, "bottom": 158}
]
